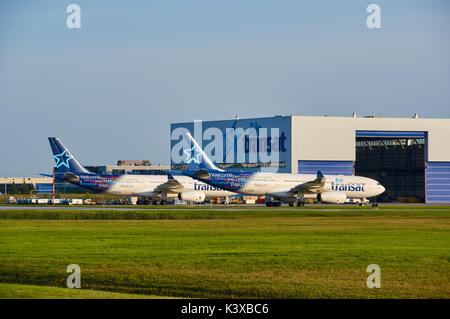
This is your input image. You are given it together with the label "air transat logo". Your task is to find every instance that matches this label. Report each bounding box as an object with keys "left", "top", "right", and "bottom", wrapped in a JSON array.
[
  {"left": 331, "top": 182, "right": 365, "bottom": 192},
  {"left": 54, "top": 150, "right": 73, "bottom": 169},
  {"left": 184, "top": 145, "right": 201, "bottom": 164}
]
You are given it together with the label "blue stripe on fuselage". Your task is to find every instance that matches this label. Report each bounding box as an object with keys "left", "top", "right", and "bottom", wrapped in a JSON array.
[
  {"left": 68, "top": 173, "right": 121, "bottom": 192},
  {"left": 186, "top": 170, "right": 251, "bottom": 192}
]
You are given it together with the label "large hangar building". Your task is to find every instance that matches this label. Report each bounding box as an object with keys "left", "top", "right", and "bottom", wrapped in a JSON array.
[{"left": 171, "top": 115, "right": 450, "bottom": 203}]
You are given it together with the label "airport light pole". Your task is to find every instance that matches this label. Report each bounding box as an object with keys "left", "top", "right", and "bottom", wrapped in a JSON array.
[{"left": 52, "top": 167, "right": 55, "bottom": 205}]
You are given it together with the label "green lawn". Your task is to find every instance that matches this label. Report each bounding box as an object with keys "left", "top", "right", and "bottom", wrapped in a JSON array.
[
  {"left": 0, "top": 283, "right": 172, "bottom": 299},
  {"left": 0, "top": 208, "right": 449, "bottom": 298}
]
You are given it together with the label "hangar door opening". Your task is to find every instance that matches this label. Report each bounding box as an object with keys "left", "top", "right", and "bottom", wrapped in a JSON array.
[{"left": 355, "top": 131, "right": 426, "bottom": 203}]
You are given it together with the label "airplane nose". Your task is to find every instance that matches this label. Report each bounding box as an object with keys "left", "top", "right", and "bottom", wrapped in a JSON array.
[{"left": 380, "top": 185, "right": 385, "bottom": 194}]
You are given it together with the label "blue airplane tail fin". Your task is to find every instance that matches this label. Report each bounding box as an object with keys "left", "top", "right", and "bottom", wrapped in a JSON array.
[
  {"left": 183, "top": 132, "right": 224, "bottom": 172},
  {"left": 48, "top": 137, "right": 91, "bottom": 174}
]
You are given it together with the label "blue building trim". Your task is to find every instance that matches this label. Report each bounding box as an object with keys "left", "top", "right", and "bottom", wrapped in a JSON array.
[
  {"left": 426, "top": 162, "right": 450, "bottom": 203},
  {"left": 298, "top": 160, "right": 354, "bottom": 176},
  {"left": 36, "top": 183, "right": 53, "bottom": 194},
  {"left": 356, "top": 131, "right": 426, "bottom": 138}
]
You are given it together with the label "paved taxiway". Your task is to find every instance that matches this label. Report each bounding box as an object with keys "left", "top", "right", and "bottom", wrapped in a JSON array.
[{"left": 0, "top": 203, "right": 447, "bottom": 212}]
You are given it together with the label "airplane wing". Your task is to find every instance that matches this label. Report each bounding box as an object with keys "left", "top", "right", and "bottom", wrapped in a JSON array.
[
  {"left": 155, "top": 173, "right": 184, "bottom": 192},
  {"left": 289, "top": 171, "right": 326, "bottom": 194}
]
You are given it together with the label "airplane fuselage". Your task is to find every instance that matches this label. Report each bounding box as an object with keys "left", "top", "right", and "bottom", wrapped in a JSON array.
[
  {"left": 240, "top": 173, "right": 383, "bottom": 198},
  {"left": 65, "top": 173, "right": 235, "bottom": 199},
  {"left": 187, "top": 170, "right": 385, "bottom": 200},
  {"left": 47, "top": 136, "right": 235, "bottom": 201}
]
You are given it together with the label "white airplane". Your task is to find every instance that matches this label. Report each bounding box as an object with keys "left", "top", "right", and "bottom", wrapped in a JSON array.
[
  {"left": 182, "top": 132, "right": 386, "bottom": 206},
  {"left": 48, "top": 137, "right": 235, "bottom": 204}
]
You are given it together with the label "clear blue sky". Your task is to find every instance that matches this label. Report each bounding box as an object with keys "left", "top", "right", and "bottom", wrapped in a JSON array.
[{"left": 1, "top": 0, "right": 449, "bottom": 176}]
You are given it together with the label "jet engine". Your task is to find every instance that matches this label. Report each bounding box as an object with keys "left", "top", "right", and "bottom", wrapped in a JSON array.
[
  {"left": 317, "top": 191, "right": 347, "bottom": 204},
  {"left": 177, "top": 191, "right": 206, "bottom": 202}
]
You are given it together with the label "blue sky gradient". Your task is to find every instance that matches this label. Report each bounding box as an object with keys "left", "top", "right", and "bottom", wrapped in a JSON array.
[{"left": 1, "top": 0, "right": 449, "bottom": 176}]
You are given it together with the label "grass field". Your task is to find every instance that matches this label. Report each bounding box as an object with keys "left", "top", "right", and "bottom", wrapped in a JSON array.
[
  {"left": 0, "top": 283, "right": 170, "bottom": 299},
  {"left": 0, "top": 207, "right": 449, "bottom": 298}
]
